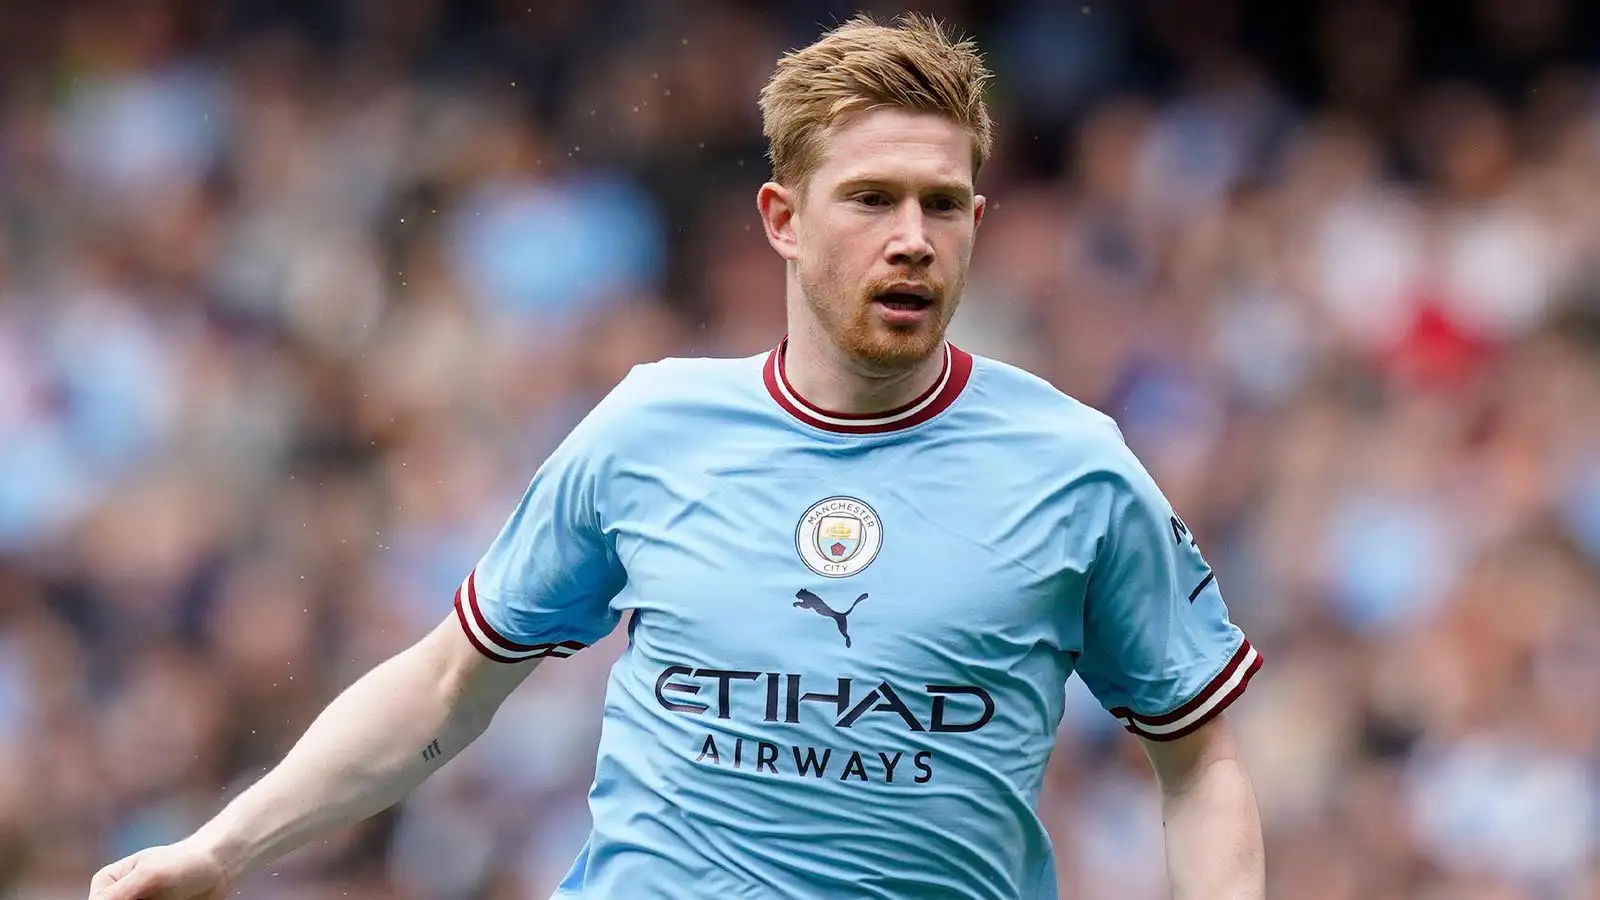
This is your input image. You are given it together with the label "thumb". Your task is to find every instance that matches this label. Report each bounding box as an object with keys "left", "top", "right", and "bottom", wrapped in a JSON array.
[{"left": 89, "top": 856, "right": 157, "bottom": 900}]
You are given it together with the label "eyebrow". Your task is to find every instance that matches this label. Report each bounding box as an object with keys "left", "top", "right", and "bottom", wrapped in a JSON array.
[{"left": 835, "top": 176, "right": 974, "bottom": 200}]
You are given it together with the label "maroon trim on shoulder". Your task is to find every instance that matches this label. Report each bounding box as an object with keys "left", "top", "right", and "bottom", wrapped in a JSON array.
[{"left": 762, "top": 338, "right": 972, "bottom": 434}]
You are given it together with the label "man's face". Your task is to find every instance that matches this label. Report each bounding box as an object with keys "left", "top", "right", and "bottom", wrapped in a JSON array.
[{"left": 764, "top": 108, "right": 986, "bottom": 371}]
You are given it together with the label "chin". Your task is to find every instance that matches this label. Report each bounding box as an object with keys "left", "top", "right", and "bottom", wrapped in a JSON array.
[{"left": 841, "top": 321, "right": 946, "bottom": 370}]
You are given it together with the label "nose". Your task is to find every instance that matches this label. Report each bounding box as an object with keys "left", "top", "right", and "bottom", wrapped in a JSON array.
[{"left": 884, "top": 201, "right": 934, "bottom": 269}]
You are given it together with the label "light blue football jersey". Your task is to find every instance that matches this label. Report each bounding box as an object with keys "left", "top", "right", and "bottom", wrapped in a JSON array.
[{"left": 453, "top": 340, "right": 1262, "bottom": 900}]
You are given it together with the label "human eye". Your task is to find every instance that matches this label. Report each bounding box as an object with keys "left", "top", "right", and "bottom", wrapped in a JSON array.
[
  {"left": 926, "top": 195, "right": 962, "bottom": 213},
  {"left": 854, "top": 192, "right": 890, "bottom": 208}
]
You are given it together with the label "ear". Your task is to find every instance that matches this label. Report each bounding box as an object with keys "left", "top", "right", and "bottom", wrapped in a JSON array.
[
  {"left": 757, "top": 181, "right": 801, "bottom": 262},
  {"left": 973, "top": 194, "right": 987, "bottom": 231}
]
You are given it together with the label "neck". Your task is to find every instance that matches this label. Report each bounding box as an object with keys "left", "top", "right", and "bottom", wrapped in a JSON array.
[{"left": 781, "top": 321, "right": 946, "bottom": 415}]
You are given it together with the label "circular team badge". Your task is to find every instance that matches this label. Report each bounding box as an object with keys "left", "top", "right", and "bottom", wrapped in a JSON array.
[{"left": 796, "top": 496, "right": 883, "bottom": 578}]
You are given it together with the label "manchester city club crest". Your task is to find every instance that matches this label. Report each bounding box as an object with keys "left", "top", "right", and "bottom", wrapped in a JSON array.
[{"left": 796, "top": 496, "right": 883, "bottom": 577}]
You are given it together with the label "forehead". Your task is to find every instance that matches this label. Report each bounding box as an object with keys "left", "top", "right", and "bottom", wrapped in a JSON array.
[{"left": 811, "top": 107, "right": 974, "bottom": 189}]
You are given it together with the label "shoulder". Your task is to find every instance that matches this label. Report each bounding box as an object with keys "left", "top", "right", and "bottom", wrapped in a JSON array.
[
  {"left": 961, "top": 354, "right": 1176, "bottom": 545},
  {"left": 957, "top": 352, "right": 1170, "bottom": 526},
  {"left": 963, "top": 353, "right": 1135, "bottom": 469},
  {"left": 600, "top": 352, "right": 766, "bottom": 412},
  {"left": 575, "top": 352, "right": 769, "bottom": 451}
]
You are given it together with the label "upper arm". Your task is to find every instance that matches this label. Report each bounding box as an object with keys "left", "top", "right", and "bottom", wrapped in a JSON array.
[
  {"left": 1138, "top": 713, "right": 1240, "bottom": 794},
  {"left": 1072, "top": 437, "right": 1262, "bottom": 743},
  {"left": 423, "top": 611, "right": 541, "bottom": 721},
  {"left": 454, "top": 370, "right": 644, "bottom": 665}
]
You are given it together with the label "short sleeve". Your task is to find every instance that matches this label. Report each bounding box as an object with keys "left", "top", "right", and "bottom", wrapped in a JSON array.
[
  {"left": 453, "top": 374, "right": 638, "bottom": 664},
  {"left": 1073, "top": 451, "right": 1262, "bottom": 742}
]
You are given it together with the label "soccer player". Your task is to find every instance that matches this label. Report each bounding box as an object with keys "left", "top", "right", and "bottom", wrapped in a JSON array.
[{"left": 87, "top": 13, "right": 1265, "bottom": 900}]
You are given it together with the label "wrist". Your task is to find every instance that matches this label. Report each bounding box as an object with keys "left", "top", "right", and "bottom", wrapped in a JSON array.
[{"left": 188, "top": 815, "right": 254, "bottom": 883}]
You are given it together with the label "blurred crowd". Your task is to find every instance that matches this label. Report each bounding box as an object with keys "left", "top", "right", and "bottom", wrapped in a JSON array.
[{"left": 3, "top": 0, "right": 1600, "bottom": 897}]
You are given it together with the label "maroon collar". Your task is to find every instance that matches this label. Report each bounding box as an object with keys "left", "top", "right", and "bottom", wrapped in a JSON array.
[{"left": 763, "top": 338, "right": 973, "bottom": 434}]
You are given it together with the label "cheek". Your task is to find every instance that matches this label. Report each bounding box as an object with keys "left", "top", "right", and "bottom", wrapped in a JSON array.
[
  {"left": 798, "top": 215, "right": 880, "bottom": 294},
  {"left": 805, "top": 214, "right": 856, "bottom": 251},
  {"left": 938, "top": 223, "right": 976, "bottom": 255},
  {"left": 802, "top": 224, "right": 854, "bottom": 272}
]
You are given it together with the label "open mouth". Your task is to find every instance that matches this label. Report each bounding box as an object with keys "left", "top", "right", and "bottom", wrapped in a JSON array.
[{"left": 872, "top": 286, "right": 935, "bottom": 311}]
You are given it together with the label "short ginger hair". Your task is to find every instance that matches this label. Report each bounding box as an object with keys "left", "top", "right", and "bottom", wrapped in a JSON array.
[{"left": 757, "top": 12, "right": 995, "bottom": 192}]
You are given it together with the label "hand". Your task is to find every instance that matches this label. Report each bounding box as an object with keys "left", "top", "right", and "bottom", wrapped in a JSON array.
[{"left": 87, "top": 840, "right": 233, "bottom": 900}]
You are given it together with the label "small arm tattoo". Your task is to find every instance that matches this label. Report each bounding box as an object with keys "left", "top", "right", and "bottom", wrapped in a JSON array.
[{"left": 421, "top": 739, "right": 442, "bottom": 762}]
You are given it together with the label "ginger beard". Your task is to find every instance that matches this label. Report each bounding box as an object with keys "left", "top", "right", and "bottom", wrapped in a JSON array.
[{"left": 798, "top": 263, "right": 963, "bottom": 372}]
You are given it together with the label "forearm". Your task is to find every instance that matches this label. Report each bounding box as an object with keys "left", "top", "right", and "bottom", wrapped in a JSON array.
[
  {"left": 1161, "top": 756, "right": 1266, "bottom": 900},
  {"left": 190, "top": 640, "right": 496, "bottom": 879}
]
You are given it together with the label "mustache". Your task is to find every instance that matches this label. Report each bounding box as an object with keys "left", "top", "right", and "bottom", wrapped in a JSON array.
[{"left": 862, "top": 273, "right": 945, "bottom": 299}]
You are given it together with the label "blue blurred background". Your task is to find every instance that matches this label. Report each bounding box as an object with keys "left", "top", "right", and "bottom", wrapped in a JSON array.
[{"left": 3, "top": 1, "right": 1600, "bottom": 897}]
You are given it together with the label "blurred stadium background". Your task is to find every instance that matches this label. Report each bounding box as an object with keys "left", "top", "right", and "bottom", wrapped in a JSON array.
[{"left": 2, "top": 0, "right": 1600, "bottom": 898}]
